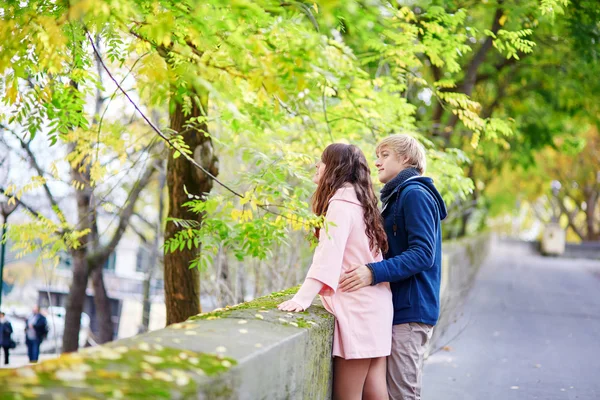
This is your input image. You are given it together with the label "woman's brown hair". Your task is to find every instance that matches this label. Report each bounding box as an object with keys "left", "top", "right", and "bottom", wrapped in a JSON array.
[{"left": 312, "top": 143, "right": 388, "bottom": 255}]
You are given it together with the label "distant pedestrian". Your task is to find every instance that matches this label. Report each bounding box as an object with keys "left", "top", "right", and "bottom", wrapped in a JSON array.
[
  {"left": 25, "top": 306, "right": 48, "bottom": 363},
  {"left": 0, "top": 311, "right": 14, "bottom": 365}
]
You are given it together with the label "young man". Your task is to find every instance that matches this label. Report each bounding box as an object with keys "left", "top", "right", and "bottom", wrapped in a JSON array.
[
  {"left": 25, "top": 306, "right": 48, "bottom": 363},
  {"left": 339, "top": 134, "right": 447, "bottom": 400}
]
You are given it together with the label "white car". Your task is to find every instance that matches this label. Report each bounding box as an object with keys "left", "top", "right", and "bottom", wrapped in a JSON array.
[{"left": 44, "top": 306, "right": 91, "bottom": 351}]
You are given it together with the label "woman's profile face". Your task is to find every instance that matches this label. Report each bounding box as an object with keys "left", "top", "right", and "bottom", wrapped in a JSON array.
[{"left": 313, "top": 160, "right": 326, "bottom": 184}]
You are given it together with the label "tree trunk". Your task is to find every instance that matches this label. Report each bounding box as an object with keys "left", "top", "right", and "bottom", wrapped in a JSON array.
[
  {"left": 458, "top": 209, "right": 471, "bottom": 238},
  {"left": 219, "top": 249, "right": 233, "bottom": 306},
  {"left": 63, "top": 135, "right": 92, "bottom": 353},
  {"left": 236, "top": 262, "right": 245, "bottom": 304},
  {"left": 88, "top": 36, "right": 114, "bottom": 345},
  {"left": 140, "top": 264, "right": 152, "bottom": 333},
  {"left": 557, "top": 196, "right": 586, "bottom": 241},
  {"left": 63, "top": 179, "right": 92, "bottom": 353},
  {"left": 437, "top": 5, "right": 505, "bottom": 140},
  {"left": 214, "top": 246, "right": 224, "bottom": 307},
  {"left": 90, "top": 267, "right": 114, "bottom": 343},
  {"left": 585, "top": 190, "right": 599, "bottom": 241},
  {"left": 63, "top": 248, "right": 88, "bottom": 353},
  {"left": 458, "top": 166, "right": 477, "bottom": 237},
  {"left": 164, "top": 89, "right": 218, "bottom": 325},
  {"left": 141, "top": 162, "right": 166, "bottom": 333}
]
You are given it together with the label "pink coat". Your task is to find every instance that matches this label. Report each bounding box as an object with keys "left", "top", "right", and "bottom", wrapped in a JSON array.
[{"left": 306, "top": 186, "right": 393, "bottom": 359}]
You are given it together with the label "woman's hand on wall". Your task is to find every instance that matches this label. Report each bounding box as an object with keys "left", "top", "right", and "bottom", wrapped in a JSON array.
[{"left": 277, "top": 300, "right": 304, "bottom": 312}]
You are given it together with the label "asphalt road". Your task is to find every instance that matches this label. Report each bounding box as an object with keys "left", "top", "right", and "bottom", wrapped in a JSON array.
[{"left": 423, "top": 241, "right": 600, "bottom": 400}]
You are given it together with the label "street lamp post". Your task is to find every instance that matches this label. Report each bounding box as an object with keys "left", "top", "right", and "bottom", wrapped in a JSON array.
[
  {"left": 0, "top": 216, "right": 6, "bottom": 310},
  {"left": 0, "top": 201, "right": 18, "bottom": 310},
  {"left": 542, "top": 180, "right": 566, "bottom": 256},
  {"left": 551, "top": 180, "right": 562, "bottom": 223}
]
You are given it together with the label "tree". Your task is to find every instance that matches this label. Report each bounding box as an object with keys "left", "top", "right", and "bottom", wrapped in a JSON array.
[
  {"left": 547, "top": 132, "right": 600, "bottom": 241},
  {"left": 1, "top": 0, "right": 571, "bottom": 332},
  {"left": 163, "top": 90, "right": 218, "bottom": 323},
  {"left": 414, "top": 0, "right": 600, "bottom": 236},
  {"left": 487, "top": 129, "right": 599, "bottom": 241},
  {"left": 140, "top": 162, "right": 166, "bottom": 333},
  {"left": 0, "top": 6, "right": 162, "bottom": 349}
]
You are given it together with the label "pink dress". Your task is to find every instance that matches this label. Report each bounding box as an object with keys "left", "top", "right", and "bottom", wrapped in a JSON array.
[{"left": 302, "top": 186, "right": 393, "bottom": 359}]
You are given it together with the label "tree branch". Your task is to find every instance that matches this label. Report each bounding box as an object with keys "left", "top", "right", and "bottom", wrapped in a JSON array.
[
  {"left": 461, "top": 5, "right": 504, "bottom": 97},
  {"left": 128, "top": 221, "right": 149, "bottom": 244},
  {"left": 556, "top": 196, "right": 585, "bottom": 240},
  {"left": 88, "top": 160, "right": 157, "bottom": 268},
  {"left": 0, "top": 186, "right": 52, "bottom": 224},
  {"left": 440, "top": 3, "right": 505, "bottom": 138},
  {"left": 476, "top": 55, "right": 524, "bottom": 84},
  {"left": 85, "top": 28, "right": 243, "bottom": 199},
  {"left": 481, "top": 72, "right": 512, "bottom": 119},
  {"left": 322, "top": 85, "right": 334, "bottom": 143},
  {"left": 133, "top": 212, "right": 158, "bottom": 231},
  {"left": 1, "top": 125, "right": 65, "bottom": 220},
  {"left": 86, "top": 28, "right": 312, "bottom": 227}
]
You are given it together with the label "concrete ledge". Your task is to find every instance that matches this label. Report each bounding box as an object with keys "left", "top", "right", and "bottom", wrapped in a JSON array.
[
  {"left": 496, "top": 237, "right": 600, "bottom": 261},
  {"left": 0, "top": 288, "right": 334, "bottom": 399},
  {"left": 431, "top": 233, "right": 492, "bottom": 350},
  {"left": 562, "top": 241, "right": 600, "bottom": 260}
]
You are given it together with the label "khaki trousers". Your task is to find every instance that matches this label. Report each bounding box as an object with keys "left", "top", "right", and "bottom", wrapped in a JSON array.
[{"left": 387, "top": 322, "right": 434, "bottom": 400}]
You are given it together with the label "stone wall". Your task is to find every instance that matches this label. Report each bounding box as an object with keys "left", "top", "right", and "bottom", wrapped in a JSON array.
[
  {"left": 494, "top": 237, "right": 600, "bottom": 261},
  {"left": 563, "top": 241, "right": 600, "bottom": 260},
  {"left": 430, "top": 233, "right": 492, "bottom": 351},
  {"left": 0, "top": 235, "right": 492, "bottom": 399}
]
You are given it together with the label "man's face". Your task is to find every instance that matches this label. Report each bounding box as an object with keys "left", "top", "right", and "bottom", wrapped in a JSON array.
[
  {"left": 33, "top": 306, "right": 39, "bottom": 314},
  {"left": 375, "top": 146, "right": 407, "bottom": 184}
]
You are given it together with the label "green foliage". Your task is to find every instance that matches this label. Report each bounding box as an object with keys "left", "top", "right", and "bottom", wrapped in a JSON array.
[{"left": 0, "top": 0, "right": 578, "bottom": 271}]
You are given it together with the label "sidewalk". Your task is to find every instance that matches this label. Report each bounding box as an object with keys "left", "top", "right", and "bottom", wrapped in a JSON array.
[
  {"left": 0, "top": 353, "right": 59, "bottom": 369},
  {"left": 423, "top": 241, "right": 600, "bottom": 400}
]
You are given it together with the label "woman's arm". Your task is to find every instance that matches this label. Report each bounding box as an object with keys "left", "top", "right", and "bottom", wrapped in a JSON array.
[
  {"left": 278, "top": 278, "right": 324, "bottom": 311},
  {"left": 278, "top": 200, "right": 353, "bottom": 312}
]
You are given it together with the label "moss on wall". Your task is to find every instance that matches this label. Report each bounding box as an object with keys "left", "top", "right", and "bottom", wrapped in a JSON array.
[
  {"left": 188, "top": 286, "right": 302, "bottom": 321},
  {"left": 0, "top": 286, "right": 336, "bottom": 399},
  {"left": 0, "top": 342, "right": 236, "bottom": 399}
]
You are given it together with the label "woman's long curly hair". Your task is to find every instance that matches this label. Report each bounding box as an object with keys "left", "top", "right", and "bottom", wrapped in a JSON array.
[{"left": 312, "top": 143, "right": 388, "bottom": 255}]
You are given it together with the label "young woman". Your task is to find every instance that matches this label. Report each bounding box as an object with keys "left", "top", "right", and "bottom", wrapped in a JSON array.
[
  {"left": 0, "top": 311, "right": 14, "bottom": 365},
  {"left": 278, "top": 143, "right": 392, "bottom": 400}
]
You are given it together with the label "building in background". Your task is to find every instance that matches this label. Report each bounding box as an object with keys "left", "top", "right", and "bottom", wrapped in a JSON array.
[{"left": 1, "top": 232, "right": 166, "bottom": 347}]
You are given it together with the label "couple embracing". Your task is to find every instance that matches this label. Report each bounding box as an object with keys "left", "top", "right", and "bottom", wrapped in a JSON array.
[{"left": 278, "top": 134, "right": 447, "bottom": 400}]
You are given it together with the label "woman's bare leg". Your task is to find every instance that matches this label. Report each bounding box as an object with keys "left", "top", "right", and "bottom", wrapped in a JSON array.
[
  {"left": 363, "top": 356, "right": 389, "bottom": 400},
  {"left": 333, "top": 357, "right": 372, "bottom": 400}
]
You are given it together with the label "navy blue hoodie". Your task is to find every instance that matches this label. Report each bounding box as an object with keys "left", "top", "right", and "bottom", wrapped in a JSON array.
[{"left": 367, "top": 176, "right": 447, "bottom": 326}]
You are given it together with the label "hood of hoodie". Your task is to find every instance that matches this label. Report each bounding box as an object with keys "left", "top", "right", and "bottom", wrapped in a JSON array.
[
  {"left": 397, "top": 177, "right": 448, "bottom": 220},
  {"left": 329, "top": 185, "right": 362, "bottom": 206}
]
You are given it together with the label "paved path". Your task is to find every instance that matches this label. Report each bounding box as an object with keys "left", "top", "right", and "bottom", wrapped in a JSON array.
[
  {"left": 0, "top": 353, "right": 58, "bottom": 369},
  {"left": 423, "top": 241, "right": 600, "bottom": 400}
]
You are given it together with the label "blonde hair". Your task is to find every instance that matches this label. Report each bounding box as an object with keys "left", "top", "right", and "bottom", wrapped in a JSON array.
[{"left": 376, "top": 134, "right": 426, "bottom": 174}]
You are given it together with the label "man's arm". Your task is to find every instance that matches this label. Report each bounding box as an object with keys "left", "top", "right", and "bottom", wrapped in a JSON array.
[
  {"left": 369, "top": 188, "right": 437, "bottom": 284},
  {"left": 34, "top": 317, "right": 45, "bottom": 329},
  {"left": 340, "top": 188, "right": 438, "bottom": 291}
]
